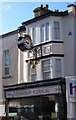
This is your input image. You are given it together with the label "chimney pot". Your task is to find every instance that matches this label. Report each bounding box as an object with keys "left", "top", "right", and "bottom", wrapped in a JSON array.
[
  {"left": 41, "top": 4, "right": 43, "bottom": 8},
  {"left": 46, "top": 4, "right": 49, "bottom": 9}
]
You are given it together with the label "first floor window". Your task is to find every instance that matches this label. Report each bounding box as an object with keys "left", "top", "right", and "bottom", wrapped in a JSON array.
[
  {"left": 3, "top": 50, "right": 10, "bottom": 75},
  {"left": 42, "top": 59, "right": 52, "bottom": 80},
  {"left": 40, "top": 24, "right": 45, "bottom": 43},
  {"left": 55, "top": 58, "right": 62, "bottom": 77},
  {"left": 32, "top": 27, "right": 36, "bottom": 44},
  {"left": 45, "top": 23, "right": 49, "bottom": 41},
  {"left": 54, "top": 21, "right": 60, "bottom": 40},
  {"left": 28, "top": 28, "right": 31, "bottom": 36}
]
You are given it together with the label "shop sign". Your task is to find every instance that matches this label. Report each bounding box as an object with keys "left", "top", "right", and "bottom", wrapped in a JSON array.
[
  {"left": 5, "top": 85, "right": 60, "bottom": 98},
  {"left": 66, "top": 76, "right": 76, "bottom": 102}
]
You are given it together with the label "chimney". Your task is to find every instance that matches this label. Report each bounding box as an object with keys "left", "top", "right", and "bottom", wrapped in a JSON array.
[
  {"left": 33, "top": 4, "right": 50, "bottom": 17},
  {"left": 67, "top": 4, "right": 76, "bottom": 16},
  {"left": 55, "top": 9, "right": 59, "bottom": 12}
]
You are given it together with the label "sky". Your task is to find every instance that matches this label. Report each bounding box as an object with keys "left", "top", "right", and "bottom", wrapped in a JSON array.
[{"left": 0, "top": 1, "right": 75, "bottom": 35}]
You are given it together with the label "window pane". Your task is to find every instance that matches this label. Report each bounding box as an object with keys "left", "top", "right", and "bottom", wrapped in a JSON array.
[
  {"left": 42, "top": 64, "right": 50, "bottom": 72},
  {"left": 46, "top": 23, "right": 49, "bottom": 41},
  {"left": 30, "top": 66, "right": 37, "bottom": 82},
  {"left": 43, "top": 72, "right": 51, "bottom": 80},
  {"left": 54, "top": 21, "right": 60, "bottom": 40},
  {"left": 5, "top": 50, "right": 9, "bottom": 59},
  {"left": 40, "top": 24, "right": 44, "bottom": 42},
  {"left": 54, "top": 21, "right": 59, "bottom": 28},
  {"left": 4, "top": 50, "right": 10, "bottom": 75},
  {"left": 28, "top": 28, "right": 31, "bottom": 36},
  {"left": 31, "top": 67, "right": 36, "bottom": 74},
  {"left": 5, "top": 67, "right": 9, "bottom": 75},
  {"left": 42, "top": 59, "right": 50, "bottom": 65},
  {"left": 55, "top": 58, "right": 62, "bottom": 77},
  {"left": 32, "top": 28, "right": 36, "bottom": 44},
  {"left": 42, "top": 59, "right": 52, "bottom": 80},
  {"left": 5, "top": 59, "right": 9, "bottom": 66}
]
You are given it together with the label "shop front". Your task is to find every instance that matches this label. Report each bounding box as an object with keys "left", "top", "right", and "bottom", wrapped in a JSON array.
[{"left": 4, "top": 78, "right": 67, "bottom": 120}]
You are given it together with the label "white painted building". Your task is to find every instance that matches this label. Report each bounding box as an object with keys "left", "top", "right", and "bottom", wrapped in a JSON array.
[
  {"left": 21, "top": 4, "right": 75, "bottom": 81},
  {"left": 0, "top": 3, "right": 76, "bottom": 120}
]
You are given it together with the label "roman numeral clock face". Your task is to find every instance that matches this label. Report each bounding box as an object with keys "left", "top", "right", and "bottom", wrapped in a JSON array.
[{"left": 18, "top": 34, "right": 33, "bottom": 51}]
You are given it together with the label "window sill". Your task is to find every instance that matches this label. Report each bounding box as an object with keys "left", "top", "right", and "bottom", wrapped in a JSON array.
[{"left": 2, "top": 75, "right": 12, "bottom": 79}]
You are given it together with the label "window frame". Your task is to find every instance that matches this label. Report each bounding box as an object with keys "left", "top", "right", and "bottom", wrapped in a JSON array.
[
  {"left": 30, "top": 65, "right": 37, "bottom": 82},
  {"left": 42, "top": 59, "right": 52, "bottom": 80},
  {"left": 45, "top": 22, "right": 49, "bottom": 41},
  {"left": 54, "top": 21, "right": 60, "bottom": 40},
  {"left": 55, "top": 58, "right": 62, "bottom": 77},
  {"left": 32, "top": 27, "right": 36, "bottom": 45},
  {"left": 3, "top": 49, "right": 10, "bottom": 76},
  {"left": 40, "top": 24, "right": 45, "bottom": 43}
]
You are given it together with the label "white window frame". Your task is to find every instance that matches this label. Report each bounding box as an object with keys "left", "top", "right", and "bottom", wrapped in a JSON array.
[
  {"left": 42, "top": 59, "right": 52, "bottom": 80},
  {"left": 3, "top": 50, "right": 10, "bottom": 76},
  {"left": 27, "top": 27, "right": 32, "bottom": 39},
  {"left": 45, "top": 23, "right": 49, "bottom": 41},
  {"left": 27, "top": 28, "right": 30, "bottom": 35},
  {"left": 40, "top": 24, "right": 45, "bottom": 43},
  {"left": 54, "top": 21, "right": 60, "bottom": 40},
  {"left": 55, "top": 58, "right": 62, "bottom": 77},
  {"left": 32, "top": 27, "right": 36, "bottom": 45}
]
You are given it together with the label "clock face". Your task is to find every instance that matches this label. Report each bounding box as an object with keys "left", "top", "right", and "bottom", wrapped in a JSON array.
[
  {"left": 23, "top": 37, "right": 32, "bottom": 50},
  {"left": 18, "top": 34, "right": 33, "bottom": 51}
]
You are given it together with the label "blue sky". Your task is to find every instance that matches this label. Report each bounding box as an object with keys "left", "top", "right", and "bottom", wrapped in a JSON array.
[{"left": 0, "top": 1, "right": 75, "bottom": 35}]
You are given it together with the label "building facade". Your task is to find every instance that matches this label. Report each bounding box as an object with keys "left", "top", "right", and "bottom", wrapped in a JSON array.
[
  {"left": 0, "top": 3, "right": 76, "bottom": 120},
  {"left": 0, "top": 30, "right": 18, "bottom": 119}
]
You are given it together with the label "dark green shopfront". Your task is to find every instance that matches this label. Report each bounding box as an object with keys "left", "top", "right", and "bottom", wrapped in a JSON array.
[{"left": 4, "top": 78, "right": 67, "bottom": 120}]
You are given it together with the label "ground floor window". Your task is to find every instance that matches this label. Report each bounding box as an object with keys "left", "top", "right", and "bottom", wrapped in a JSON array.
[{"left": 7, "top": 94, "right": 66, "bottom": 120}]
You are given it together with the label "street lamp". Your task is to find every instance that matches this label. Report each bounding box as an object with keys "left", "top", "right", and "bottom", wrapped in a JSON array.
[{"left": 17, "top": 26, "right": 39, "bottom": 68}]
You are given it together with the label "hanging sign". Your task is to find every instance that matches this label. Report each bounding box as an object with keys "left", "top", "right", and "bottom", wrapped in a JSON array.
[{"left": 66, "top": 76, "right": 76, "bottom": 102}]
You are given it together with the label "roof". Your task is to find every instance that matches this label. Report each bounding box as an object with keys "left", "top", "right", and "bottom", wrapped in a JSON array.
[
  {"left": 22, "top": 10, "right": 68, "bottom": 25},
  {"left": 0, "top": 29, "right": 18, "bottom": 38},
  {"left": 67, "top": 4, "right": 76, "bottom": 8}
]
